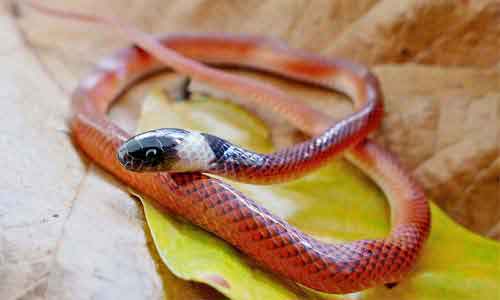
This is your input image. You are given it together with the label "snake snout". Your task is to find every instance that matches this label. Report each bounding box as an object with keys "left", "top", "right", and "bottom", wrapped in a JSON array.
[
  {"left": 117, "top": 142, "right": 144, "bottom": 171},
  {"left": 117, "top": 145, "right": 128, "bottom": 165}
]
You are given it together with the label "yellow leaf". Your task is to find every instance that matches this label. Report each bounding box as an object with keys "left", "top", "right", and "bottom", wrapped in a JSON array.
[{"left": 135, "top": 90, "right": 500, "bottom": 300}]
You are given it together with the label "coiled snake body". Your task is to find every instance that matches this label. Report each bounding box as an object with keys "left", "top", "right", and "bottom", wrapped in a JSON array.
[{"left": 29, "top": 3, "right": 431, "bottom": 294}]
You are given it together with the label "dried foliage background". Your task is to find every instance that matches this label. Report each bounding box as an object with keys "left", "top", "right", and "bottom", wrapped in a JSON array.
[{"left": 1, "top": 0, "right": 499, "bottom": 299}]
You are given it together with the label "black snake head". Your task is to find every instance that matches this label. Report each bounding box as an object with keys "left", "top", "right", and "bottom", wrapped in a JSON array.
[{"left": 117, "top": 128, "right": 190, "bottom": 172}]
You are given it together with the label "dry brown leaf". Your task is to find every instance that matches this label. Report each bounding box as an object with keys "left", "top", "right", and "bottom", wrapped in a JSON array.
[
  {"left": 2, "top": 0, "right": 499, "bottom": 299},
  {"left": 328, "top": 0, "right": 500, "bottom": 67},
  {"left": 0, "top": 6, "right": 84, "bottom": 299},
  {"left": 374, "top": 66, "right": 500, "bottom": 236}
]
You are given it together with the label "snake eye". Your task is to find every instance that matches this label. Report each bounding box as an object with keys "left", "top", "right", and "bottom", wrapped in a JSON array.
[{"left": 145, "top": 148, "right": 158, "bottom": 159}]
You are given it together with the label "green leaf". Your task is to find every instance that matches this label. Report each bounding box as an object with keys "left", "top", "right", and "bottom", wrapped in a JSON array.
[{"left": 135, "top": 90, "right": 500, "bottom": 300}]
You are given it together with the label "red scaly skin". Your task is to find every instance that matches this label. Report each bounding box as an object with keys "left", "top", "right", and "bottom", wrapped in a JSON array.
[{"left": 27, "top": 3, "right": 431, "bottom": 294}]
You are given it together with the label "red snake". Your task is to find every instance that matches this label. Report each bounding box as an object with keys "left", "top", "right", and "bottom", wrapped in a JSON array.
[{"left": 27, "top": 2, "right": 431, "bottom": 294}]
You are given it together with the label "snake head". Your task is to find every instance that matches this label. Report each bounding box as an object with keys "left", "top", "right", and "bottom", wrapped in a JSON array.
[{"left": 117, "top": 128, "right": 190, "bottom": 172}]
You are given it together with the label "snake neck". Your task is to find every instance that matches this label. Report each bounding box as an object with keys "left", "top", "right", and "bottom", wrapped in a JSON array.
[{"left": 200, "top": 111, "right": 371, "bottom": 185}]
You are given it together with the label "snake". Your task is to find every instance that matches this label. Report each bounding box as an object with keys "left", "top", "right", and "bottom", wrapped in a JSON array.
[{"left": 27, "top": 2, "right": 431, "bottom": 294}]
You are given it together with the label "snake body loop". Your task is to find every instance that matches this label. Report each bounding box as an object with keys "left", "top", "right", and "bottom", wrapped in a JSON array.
[
  {"left": 27, "top": 1, "right": 431, "bottom": 293},
  {"left": 69, "top": 34, "right": 429, "bottom": 293}
]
